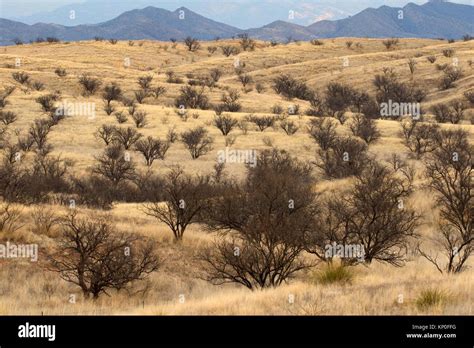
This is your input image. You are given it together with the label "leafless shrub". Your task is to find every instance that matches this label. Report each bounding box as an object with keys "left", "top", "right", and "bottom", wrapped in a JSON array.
[
  {"left": 271, "top": 104, "right": 284, "bottom": 115},
  {"left": 43, "top": 105, "right": 63, "bottom": 126},
  {"left": 447, "top": 100, "right": 467, "bottom": 124},
  {"left": 199, "top": 149, "right": 319, "bottom": 289},
  {"left": 121, "top": 97, "right": 136, "bottom": 107},
  {"left": 0, "top": 111, "right": 17, "bottom": 126},
  {"left": 464, "top": 91, "right": 474, "bottom": 105},
  {"left": 408, "top": 58, "right": 417, "bottom": 75},
  {"left": 207, "top": 46, "right": 217, "bottom": 54},
  {"left": 325, "top": 82, "right": 355, "bottom": 123},
  {"left": 93, "top": 144, "right": 135, "bottom": 185},
  {"left": 36, "top": 93, "right": 60, "bottom": 113},
  {"left": 220, "top": 45, "right": 239, "bottom": 57},
  {"left": 48, "top": 211, "right": 160, "bottom": 299},
  {"left": 134, "top": 90, "right": 149, "bottom": 104},
  {"left": 224, "top": 134, "right": 237, "bottom": 147},
  {"left": 418, "top": 130, "right": 473, "bottom": 273},
  {"left": 431, "top": 103, "right": 451, "bottom": 123},
  {"left": 78, "top": 74, "right": 102, "bottom": 96},
  {"left": 214, "top": 113, "right": 238, "bottom": 136},
  {"left": 151, "top": 86, "right": 166, "bottom": 100},
  {"left": 95, "top": 124, "right": 117, "bottom": 146},
  {"left": 131, "top": 110, "right": 148, "bottom": 128},
  {"left": 45, "top": 37, "right": 60, "bottom": 43},
  {"left": 273, "top": 74, "right": 311, "bottom": 100},
  {"left": 310, "top": 39, "right": 324, "bottom": 46},
  {"left": 238, "top": 74, "right": 253, "bottom": 87},
  {"left": 12, "top": 71, "right": 30, "bottom": 85},
  {"left": 175, "top": 86, "right": 210, "bottom": 110},
  {"left": 316, "top": 136, "right": 368, "bottom": 178},
  {"left": 248, "top": 115, "right": 275, "bottom": 132},
  {"left": 306, "top": 92, "right": 325, "bottom": 116},
  {"left": 387, "top": 153, "right": 416, "bottom": 183},
  {"left": 218, "top": 89, "right": 241, "bottom": 112},
  {"left": 209, "top": 68, "right": 222, "bottom": 83},
  {"left": 0, "top": 203, "right": 23, "bottom": 233},
  {"left": 102, "top": 83, "right": 122, "bottom": 110},
  {"left": 184, "top": 37, "right": 200, "bottom": 52},
  {"left": 400, "top": 120, "right": 439, "bottom": 159},
  {"left": 165, "top": 71, "right": 183, "bottom": 84},
  {"left": 113, "top": 127, "right": 142, "bottom": 150},
  {"left": 128, "top": 104, "right": 137, "bottom": 117},
  {"left": 103, "top": 102, "right": 115, "bottom": 116},
  {"left": 143, "top": 168, "right": 212, "bottom": 241},
  {"left": 166, "top": 127, "right": 178, "bottom": 143},
  {"left": 180, "top": 127, "right": 214, "bottom": 159},
  {"left": 31, "top": 81, "right": 45, "bottom": 91},
  {"left": 373, "top": 68, "right": 426, "bottom": 104},
  {"left": 31, "top": 206, "right": 60, "bottom": 236},
  {"left": 350, "top": 91, "right": 370, "bottom": 113},
  {"left": 307, "top": 118, "right": 338, "bottom": 150},
  {"left": 53, "top": 67, "right": 67, "bottom": 78},
  {"left": 432, "top": 100, "right": 466, "bottom": 124},
  {"left": 382, "top": 38, "right": 399, "bottom": 50},
  {"left": 442, "top": 48, "right": 455, "bottom": 57},
  {"left": 70, "top": 176, "right": 113, "bottom": 210},
  {"left": 134, "top": 136, "right": 169, "bottom": 166},
  {"left": 280, "top": 119, "right": 299, "bottom": 135},
  {"left": 114, "top": 111, "right": 128, "bottom": 124},
  {"left": 0, "top": 86, "right": 15, "bottom": 109},
  {"left": 138, "top": 75, "right": 153, "bottom": 91},
  {"left": 426, "top": 56, "right": 437, "bottom": 64},
  {"left": 349, "top": 114, "right": 380, "bottom": 145},
  {"left": 308, "top": 160, "right": 418, "bottom": 266},
  {"left": 16, "top": 132, "right": 35, "bottom": 152},
  {"left": 29, "top": 118, "right": 52, "bottom": 150},
  {"left": 438, "top": 66, "right": 463, "bottom": 90},
  {"left": 238, "top": 33, "right": 256, "bottom": 51}
]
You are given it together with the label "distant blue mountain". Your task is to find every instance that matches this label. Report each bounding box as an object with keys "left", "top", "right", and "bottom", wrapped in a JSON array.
[{"left": 0, "top": 1, "right": 472, "bottom": 45}]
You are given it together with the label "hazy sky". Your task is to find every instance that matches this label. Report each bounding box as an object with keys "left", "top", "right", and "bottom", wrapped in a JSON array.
[{"left": 1, "top": 0, "right": 472, "bottom": 28}]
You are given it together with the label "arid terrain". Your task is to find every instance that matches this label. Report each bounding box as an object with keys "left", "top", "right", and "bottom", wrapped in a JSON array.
[{"left": 0, "top": 37, "right": 472, "bottom": 315}]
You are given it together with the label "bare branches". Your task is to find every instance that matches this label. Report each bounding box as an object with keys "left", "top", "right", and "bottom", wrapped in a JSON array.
[
  {"left": 199, "top": 149, "right": 320, "bottom": 289},
  {"left": 48, "top": 212, "right": 160, "bottom": 299},
  {"left": 419, "top": 129, "right": 473, "bottom": 273},
  {"left": 142, "top": 168, "right": 212, "bottom": 241}
]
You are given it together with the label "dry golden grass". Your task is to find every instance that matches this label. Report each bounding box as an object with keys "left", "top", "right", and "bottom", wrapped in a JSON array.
[
  {"left": 1, "top": 38, "right": 473, "bottom": 173},
  {"left": 0, "top": 202, "right": 472, "bottom": 315},
  {"left": 0, "top": 38, "right": 473, "bottom": 315}
]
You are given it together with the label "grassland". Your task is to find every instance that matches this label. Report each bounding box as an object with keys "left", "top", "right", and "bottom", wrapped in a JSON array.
[{"left": 0, "top": 37, "right": 473, "bottom": 315}]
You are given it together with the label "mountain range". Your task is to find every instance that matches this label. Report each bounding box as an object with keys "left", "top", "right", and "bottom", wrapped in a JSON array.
[{"left": 0, "top": 1, "right": 472, "bottom": 45}]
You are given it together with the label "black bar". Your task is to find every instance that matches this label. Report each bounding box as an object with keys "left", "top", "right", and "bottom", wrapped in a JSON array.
[{"left": 0, "top": 316, "right": 472, "bottom": 347}]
